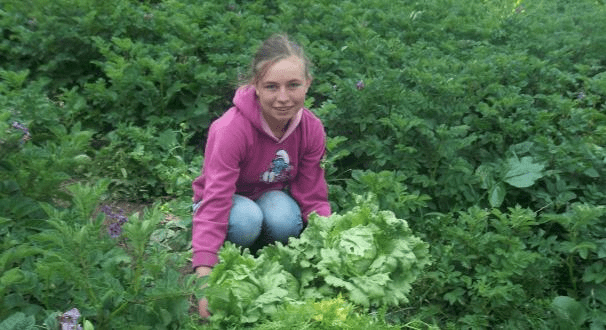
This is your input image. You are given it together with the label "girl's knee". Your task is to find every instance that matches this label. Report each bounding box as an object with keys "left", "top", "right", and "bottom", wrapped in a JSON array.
[
  {"left": 257, "top": 191, "right": 303, "bottom": 243},
  {"left": 257, "top": 190, "right": 301, "bottom": 216},
  {"left": 227, "top": 195, "right": 263, "bottom": 247}
]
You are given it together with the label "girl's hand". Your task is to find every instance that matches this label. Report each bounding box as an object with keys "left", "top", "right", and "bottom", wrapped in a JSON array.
[
  {"left": 196, "top": 266, "right": 213, "bottom": 319},
  {"left": 198, "top": 297, "right": 211, "bottom": 319}
]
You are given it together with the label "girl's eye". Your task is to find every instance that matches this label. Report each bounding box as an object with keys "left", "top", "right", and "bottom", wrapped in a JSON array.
[
  {"left": 288, "top": 83, "right": 301, "bottom": 88},
  {"left": 265, "top": 85, "right": 278, "bottom": 90}
]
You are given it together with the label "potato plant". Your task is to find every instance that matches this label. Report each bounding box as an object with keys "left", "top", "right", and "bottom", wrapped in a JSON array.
[{"left": 1, "top": 0, "right": 605, "bottom": 329}]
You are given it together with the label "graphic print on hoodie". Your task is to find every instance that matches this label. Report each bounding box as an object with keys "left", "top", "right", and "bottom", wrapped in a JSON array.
[
  {"left": 261, "top": 149, "right": 292, "bottom": 183},
  {"left": 191, "top": 85, "right": 331, "bottom": 269}
]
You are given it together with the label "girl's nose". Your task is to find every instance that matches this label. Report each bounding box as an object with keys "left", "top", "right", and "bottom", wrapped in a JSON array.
[{"left": 277, "top": 87, "right": 289, "bottom": 102}]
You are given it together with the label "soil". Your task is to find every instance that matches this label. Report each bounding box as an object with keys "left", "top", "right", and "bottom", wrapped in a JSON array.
[{"left": 102, "top": 200, "right": 153, "bottom": 218}]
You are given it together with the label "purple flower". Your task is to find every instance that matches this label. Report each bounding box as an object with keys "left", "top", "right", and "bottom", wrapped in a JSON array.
[
  {"left": 12, "top": 121, "right": 28, "bottom": 132},
  {"left": 60, "top": 308, "right": 83, "bottom": 330},
  {"left": 63, "top": 308, "right": 80, "bottom": 320},
  {"left": 108, "top": 222, "right": 122, "bottom": 238},
  {"left": 117, "top": 214, "right": 128, "bottom": 225},
  {"left": 577, "top": 91, "right": 585, "bottom": 99},
  {"left": 100, "top": 205, "right": 112, "bottom": 214},
  {"left": 11, "top": 121, "right": 31, "bottom": 143},
  {"left": 356, "top": 80, "right": 365, "bottom": 90},
  {"left": 101, "top": 205, "right": 128, "bottom": 238}
]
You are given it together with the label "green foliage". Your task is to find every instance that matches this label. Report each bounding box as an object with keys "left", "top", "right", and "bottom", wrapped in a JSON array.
[
  {"left": 2, "top": 0, "right": 606, "bottom": 328},
  {"left": 333, "top": 169, "right": 432, "bottom": 219},
  {"left": 205, "top": 196, "right": 430, "bottom": 328},
  {"left": 251, "top": 296, "right": 407, "bottom": 330},
  {"left": 94, "top": 122, "right": 202, "bottom": 200},
  {"left": 2, "top": 0, "right": 269, "bottom": 198},
  {"left": 551, "top": 296, "right": 588, "bottom": 330},
  {"left": 410, "top": 206, "right": 555, "bottom": 328},
  {"left": 307, "top": 0, "right": 606, "bottom": 214},
  {"left": 0, "top": 181, "right": 201, "bottom": 329},
  {"left": 298, "top": 195, "right": 430, "bottom": 308},
  {"left": 0, "top": 71, "right": 92, "bottom": 203},
  {"left": 205, "top": 243, "right": 299, "bottom": 326},
  {"left": 0, "top": 312, "right": 36, "bottom": 330},
  {"left": 542, "top": 204, "right": 606, "bottom": 329}
]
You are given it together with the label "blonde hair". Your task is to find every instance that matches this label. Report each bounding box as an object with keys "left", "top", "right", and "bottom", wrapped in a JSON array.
[{"left": 245, "top": 33, "right": 312, "bottom": 86}]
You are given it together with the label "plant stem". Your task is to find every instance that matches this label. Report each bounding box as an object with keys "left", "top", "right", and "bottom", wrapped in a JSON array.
[
  {"left": 110, "top": 301, "right": 130, "bottom": 319},
  {"left": 567, "top": 255, "right": 578, "bottom": 297}
]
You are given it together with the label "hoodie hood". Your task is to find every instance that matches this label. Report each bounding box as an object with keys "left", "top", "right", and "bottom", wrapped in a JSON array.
[
  {"left": 233, "top": 85, "right": 302, "bottom": 142},
  {"left": 233, "top": 85, "right": 263, "bottom": 131}
]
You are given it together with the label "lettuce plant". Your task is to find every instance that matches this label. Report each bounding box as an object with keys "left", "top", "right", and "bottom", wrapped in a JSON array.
[
  {"left": 206, "top": 195, "right": 430, "bottom": 327},
  {"left": 206, "top": 244, "right": 300, "bottom": 326},
  {"left": 296, "top": 195, "right": 431, "bottom": 308}
]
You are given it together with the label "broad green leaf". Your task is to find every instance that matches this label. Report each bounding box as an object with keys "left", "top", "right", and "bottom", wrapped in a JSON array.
[
  {"left": 582, "top": 261, "right": 606, "bottom": 284},
  {"left": 476, "top": 164, "right": 496, "bottom": 189},
  {"left": 504, "top": 156, "right": 545, "bottom": 188},
  {"left": 83, "top": 320, "right": 94, "bottom": 330},
  {"left": 584, "top": 167, "right": 600, "bottom": 178},
  {"left": 551, "top": 296, "right": 587, "bottom": 328},
  {"left": 572, "top": 241, "right": 597, "bottom": 259},
  {"left": 0, "top": 217, "right": 11, "bottom": 226},
  {"left": 488, "top": 183, "right": 506, "bottom": 208},
  {"left": 157, "top": 129, "right": 177, "bottom": 151},
  {"left": 592, "top": 286, "right": 606, "bottom": 306}
]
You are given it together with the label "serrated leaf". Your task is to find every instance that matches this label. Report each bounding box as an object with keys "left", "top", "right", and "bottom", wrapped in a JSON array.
[
  {"left": 504, "top": 156, "right": 545, "bottom": 188},
  {"left": 0, "top": 312, "right": 36, "bottom": 330},
  {"left": 0, "top": 268, "right": 24, "bottom": 286},
  {"left": 444, "top": 287, "right": 465, "bottom": 305}
]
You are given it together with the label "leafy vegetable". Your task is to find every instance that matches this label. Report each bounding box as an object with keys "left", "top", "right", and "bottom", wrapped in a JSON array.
[
  {"left": 252, "top": 295, "right": 405, "bottom": 330},
  {"left": 298, "top": 195, "right": 431, "bottom": 307},
  {"left": 206, "top": 195, "right": 431, "bottom": 327},
  {"left": 206, "top": 243, "right": 300, "bottom": 326}
]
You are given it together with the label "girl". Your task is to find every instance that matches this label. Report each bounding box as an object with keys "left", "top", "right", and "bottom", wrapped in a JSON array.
[{"left": 192, "top": 34, "right": 331, "bottom": 317}]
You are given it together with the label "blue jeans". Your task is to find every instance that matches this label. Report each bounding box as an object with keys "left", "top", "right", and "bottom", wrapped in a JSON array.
[{"left": 194, "top": 190, "right": 303, "bottom": 250}]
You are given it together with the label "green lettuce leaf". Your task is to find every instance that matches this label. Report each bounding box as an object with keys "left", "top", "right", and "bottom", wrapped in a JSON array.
[{"left": 206, "top": 194, "right": 431, "bottom": 327}]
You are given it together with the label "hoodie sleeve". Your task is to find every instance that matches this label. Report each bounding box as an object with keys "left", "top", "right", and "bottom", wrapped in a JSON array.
[
  {"left": 191, "top": 120, "right": 243, "bottom": 269},
  {"left": 290, "top": 115, "right": 331, "bottom": 222}
]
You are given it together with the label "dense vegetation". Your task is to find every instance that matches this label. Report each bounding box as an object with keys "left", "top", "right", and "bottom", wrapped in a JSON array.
[{"left": 1, "top": 0, "right": 605, "bottom": 329}]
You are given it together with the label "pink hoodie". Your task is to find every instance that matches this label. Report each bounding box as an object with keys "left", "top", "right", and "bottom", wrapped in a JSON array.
[{"left": 191, "top": 85, "right": 331, "bottom": 268}]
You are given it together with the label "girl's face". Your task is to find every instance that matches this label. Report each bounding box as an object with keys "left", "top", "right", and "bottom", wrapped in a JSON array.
[{"left": 255, "top": 56, "right": 311, "bottom": 127}]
